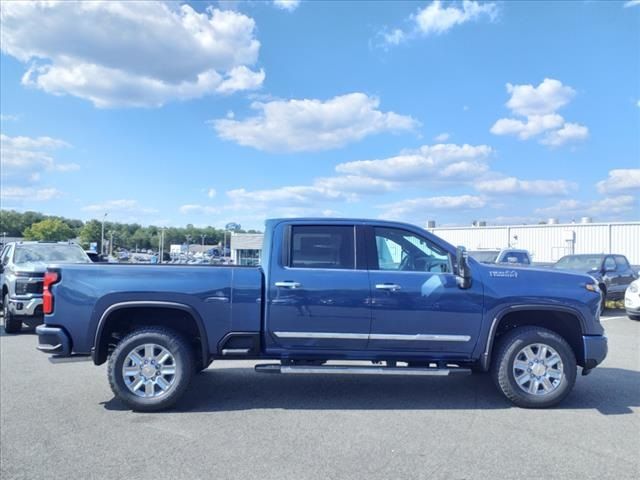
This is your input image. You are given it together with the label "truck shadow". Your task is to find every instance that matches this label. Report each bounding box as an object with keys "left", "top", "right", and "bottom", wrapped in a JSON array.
[{"left": 102, "top": 366, "right": 640, "bottom": 415}]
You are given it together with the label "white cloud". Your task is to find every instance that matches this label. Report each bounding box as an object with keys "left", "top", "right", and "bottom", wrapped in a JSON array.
[
  {"left": 540, "top": 122, "right": 589, "bottom": 147},
  {"left": 380, "top": 194, "right": 486, "bottom": 220},
  {"left": 0, "top": 2, "right": 263, "bottom": 108},
  {"left": 380, "top": 1, "right": 497, "bottom": 47},
  {"left": 490, "top": 114, "right": 564, "bottom": 140},
  {"left": 504, "top": 78, "right": 575, "bottom": 116},
  {"left": 1, "top": 133, "right": 78, "bottom": 172},
  {"left": 273, "top": 0, "right": 301, "bottom": 11},
  {"left": 179, "top": 204, "right": 220, "bottom": 215},
  {"left": 475, "top": 176, "right": 575, "bottom": 196},
  {"left": 535, "top": 195, "right": 638, "bottom": 217},
  {"left": 0, "top": 114, "right": 20, "bottom": 122},
  {"left": 207, "top": 188, "right": 217, "bottom": 199},
  {"left": 491, "top": 78, "right": 588, "bottom": 147},
  {"left": 414, "top": 0, "right": 498, "bottom": 35},
  {"left": 212, "top": 93, "right": 418, "bottom": 152},
  {"left": 0, "top": 186, "right": 63, "bottom": 201},
  {"left": 434, "top": 132, "right": 450, "bottom": 142},
  {"left": 336, "top": 143, "right": 492, "bottom": 182},
  {"left": 596, "top": 169, "right": 640, "bottom": 194},
  {"left": 83, "top": 199, "right": 158, "bottom": 214},
  {"left": 624, "top": 1, "right": 640, "bottom": 7}
]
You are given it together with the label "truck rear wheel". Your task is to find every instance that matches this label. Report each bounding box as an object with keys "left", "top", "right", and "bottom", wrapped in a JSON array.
[
  {"left": 492, "top": 326, "right": 576, "bottom": 408},
  {"left": 3, "top": 294, "right": 22, "bottom": 334},
  {"left": 108, "top": 327, "right": 194, "bottom": 412}
]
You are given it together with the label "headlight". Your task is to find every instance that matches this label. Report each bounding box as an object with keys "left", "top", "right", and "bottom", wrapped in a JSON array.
[
  {"left": 629, "top": 283, "right": 639, "bottom": 294},
  {"left": 14, "top": 280, "right": 29, "bottom": 295},
  {"left": 585, "top": 282, "right": 600, "bottom": 293}
]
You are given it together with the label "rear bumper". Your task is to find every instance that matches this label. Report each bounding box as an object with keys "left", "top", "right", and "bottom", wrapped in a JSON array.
[
  {"left": 582, "top": 335, "right": 607, "bottom": 370},
  {"left": 36, "top": 325, "right": 71, "bottom": 356}
]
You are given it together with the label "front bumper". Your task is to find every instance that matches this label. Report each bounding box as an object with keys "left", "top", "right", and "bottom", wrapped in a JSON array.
[
  {"left": 8, "top": 296, "right": 43, "bottom": 317},
  {"left": 625, "top": 305, "right": 640, "bottom": 317},
  {"left": 36, "top": 325, "right": 71, "bottom": 356},
  {"left": 582, "top": 335, "right": 608, "bottom": 370}
]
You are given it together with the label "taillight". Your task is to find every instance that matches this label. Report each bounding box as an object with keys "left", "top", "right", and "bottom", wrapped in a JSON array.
[{"left": 43, "top": 271, "right": 59, "bottom": 315}]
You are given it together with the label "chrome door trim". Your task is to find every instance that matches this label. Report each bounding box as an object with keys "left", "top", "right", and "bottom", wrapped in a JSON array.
[
  {"left": 273, "top": 331, "right": 470, "bottom": 342},
  {"left": 273, "top": 331, "right": 369, "bottom": 340},
  {"left": 369, "top": 333, "right": 471, "bottom": 342}
]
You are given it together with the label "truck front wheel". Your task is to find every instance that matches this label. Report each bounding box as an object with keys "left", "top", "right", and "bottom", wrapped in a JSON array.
[
  {"left": 3, "top": 294, "right": 22, "bottom": 334},
  {"left": 108, "top": 327, "right": 194, "bottom": 412},
  {"left": 492, "top": 326, "right": 577, "bottom": 408}
]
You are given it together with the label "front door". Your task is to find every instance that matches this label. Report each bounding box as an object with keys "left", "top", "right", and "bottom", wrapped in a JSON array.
[
  {"left": 366, "top": 226, "right": 483, "bottom": 355},
  {"left": 265, "top": 224, "right": 371, "bottom": 352}
]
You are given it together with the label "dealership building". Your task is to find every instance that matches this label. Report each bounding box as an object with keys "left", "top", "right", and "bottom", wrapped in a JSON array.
[{"left": 229, "top": 219, "right": 640, "bottom": 266}]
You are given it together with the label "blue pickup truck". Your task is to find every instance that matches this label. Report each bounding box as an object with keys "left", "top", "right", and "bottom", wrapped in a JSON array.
[{"left": 37, "top": 218, "right": 607, "bottom": 411}]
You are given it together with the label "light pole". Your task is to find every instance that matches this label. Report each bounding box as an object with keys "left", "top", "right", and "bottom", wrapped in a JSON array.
[
  {"left": 159, "top": 227, "right": 166, "bottom": 264},
  {"left": 108, "top": 231, "right": 116, "bottom": 257},
  {"left": 185, "top": 235, "right": 192, "bottom": 258},
  {"left": 101, "top": 213, "right": 108, "bottom": 255},
  {"left": 200, "top": 234, "right": 206, "bottom": 256},
  {"left": 1, "top": 231, "right": 7, "bottom": 246}
]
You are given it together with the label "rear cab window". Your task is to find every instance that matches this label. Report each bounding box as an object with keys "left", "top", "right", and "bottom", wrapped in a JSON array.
[{"left": 289, "top": 225, "right": 355, "bottom": 269}]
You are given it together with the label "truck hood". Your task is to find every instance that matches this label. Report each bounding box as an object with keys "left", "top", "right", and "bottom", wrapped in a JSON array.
[{"left": 476, "top": 261, "right": 596, "bottom": 285}]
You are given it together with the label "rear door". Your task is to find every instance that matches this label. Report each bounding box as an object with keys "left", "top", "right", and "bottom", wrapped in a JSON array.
[
  {"left": 265, "top": 223, "right": 371, "bottom": 352},
  {"left": 366, "top": 225, "right": 483, "bottom": 355},
  {"left": 614, "top": 255, "right": 637, "bottom": 293}
]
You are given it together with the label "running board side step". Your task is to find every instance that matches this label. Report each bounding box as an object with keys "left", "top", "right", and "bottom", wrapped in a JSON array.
[{"left": 254, "top": 364, "right": 471, "bottom": 376}]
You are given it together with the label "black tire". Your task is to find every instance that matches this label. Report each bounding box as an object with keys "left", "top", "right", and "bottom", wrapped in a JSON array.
[
  {"left": 3, "top": 294, "right": 22, "bottom": 334},
  {"left": 108, "top": 327, "right": 194, "bottom": 412},
  {"left": 492, "top": 326, "right": 576, "bottom": 408}
]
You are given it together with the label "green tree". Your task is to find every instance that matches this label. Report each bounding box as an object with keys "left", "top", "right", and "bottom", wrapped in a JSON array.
[
  {"left": 79, "top": 220, "right": 103, "bottom": 249},
  {"left": 23, "top": 219, "right": 75, "bottom": 241}
]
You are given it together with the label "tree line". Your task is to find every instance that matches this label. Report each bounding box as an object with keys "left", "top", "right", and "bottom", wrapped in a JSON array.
[{"left": 0, "top": 210, "right": 260, "bottom": 251}]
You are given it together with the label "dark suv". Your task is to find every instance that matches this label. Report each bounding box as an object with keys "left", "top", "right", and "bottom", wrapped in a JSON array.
[
  {"left": 0, "top": 241, "right": 91, "bottom": 333},
  {"left": 553, "top": 254, "right": 638, "bottom": 308}
]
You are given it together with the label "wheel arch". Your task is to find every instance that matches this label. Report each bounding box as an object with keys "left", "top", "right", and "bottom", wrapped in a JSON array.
[
  {"left": 93, "top": 301, "right": 209, "bottom": 368},
  {"left": 481, "top": 305, "right": 586, "bottom": 371}
]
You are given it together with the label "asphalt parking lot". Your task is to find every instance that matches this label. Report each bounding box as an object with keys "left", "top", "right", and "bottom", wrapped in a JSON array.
[{"left": 1, "top": 311, "right": 638, "bottom": 480}]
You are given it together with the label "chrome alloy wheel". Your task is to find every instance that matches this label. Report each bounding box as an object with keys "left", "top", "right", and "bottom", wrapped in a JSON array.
[
  {"left": 512, "top": 343, "right": 564, "bottom": 396},
  {"left": 122, "top": 343, "right": 177, "bottom": 398}
]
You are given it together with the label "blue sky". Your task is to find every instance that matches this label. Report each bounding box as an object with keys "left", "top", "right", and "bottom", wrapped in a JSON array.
[{"left": 1, "top": 0, "right": 639, "bottom": 230}]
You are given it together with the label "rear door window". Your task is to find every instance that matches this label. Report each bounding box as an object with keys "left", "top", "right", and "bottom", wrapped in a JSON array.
[
  {"left": 290, "top": 225, "right": 355, "bottom": 269},
  {"left": 604, "top": 257, "right": 616, "bottom": 271},
  {"left": 615, "top": 256, "right": 630, "bottom": 270}
]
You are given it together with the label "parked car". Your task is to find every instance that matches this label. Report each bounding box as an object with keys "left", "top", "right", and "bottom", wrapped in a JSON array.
[
  {"left": 85, "top": 251, "right": 107, "bottom": 263},
  {"left": 1, "top": 241, "right": 91, "bottom": 333},
  {"left": 37, "top": 218, "right": 607, "bottom": 411},
  {"left": 552, "top": 254, "right": 638, "bottom": 308},
  {"left": 469, "top": 248, "right": 532, "bottom": 266},
  {"left": 625, "top": 279, "right": 640, "bottom": 321}
]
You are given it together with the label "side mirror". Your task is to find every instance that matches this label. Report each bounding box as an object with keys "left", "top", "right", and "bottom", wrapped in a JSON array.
[{"left": 455, "top": 246, "right": 472, "bottom": 289}]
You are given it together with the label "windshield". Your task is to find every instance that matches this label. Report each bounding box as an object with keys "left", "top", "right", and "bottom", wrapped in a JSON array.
[
  {"left": 469, "top": 251, "right": 499, "bottom": 263},
  {"left": 13, "top": 244, "right": 90, "bottom": 265},
  {"left": 553, "top": 255, "right": 603, "bottom": 271}
]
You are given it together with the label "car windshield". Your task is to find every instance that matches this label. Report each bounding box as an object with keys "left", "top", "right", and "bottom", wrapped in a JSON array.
[
  {"left": 469, "top": 251, "right": 499, "bottom": 263},
  {"left": 13, "top": 244, "right": 90, "bottom": 265},
  {"left": 553, "top": 255, "right": 603, "bottom": 271}
]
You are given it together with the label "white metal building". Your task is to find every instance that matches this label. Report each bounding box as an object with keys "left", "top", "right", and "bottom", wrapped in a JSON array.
[
  {"left": 428, "top": 220, "right": 640, "bottom": 265},
  {"left": 230, "top": 233, "right": 263, "bottom": 266}
]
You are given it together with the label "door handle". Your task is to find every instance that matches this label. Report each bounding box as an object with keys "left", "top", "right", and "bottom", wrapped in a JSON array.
[
  {"left": 376, "top": 283, "right": 401, "bottom": 291},
  {"left": 275, "top": 281, "right": 301, "bottom": 289}
]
